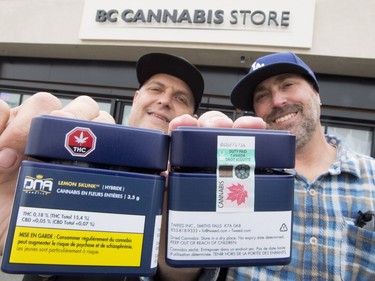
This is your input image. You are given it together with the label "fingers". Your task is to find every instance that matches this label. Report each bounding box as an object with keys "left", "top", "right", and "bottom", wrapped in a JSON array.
[
  {"left": 168, "top": 111, "right": 266, "bottom": 135},
  {"left": 50, "top": 95, "right": 100, "bottom": 120},
  {"left": 0, "top": 99, "right": 10, "bottom": 135},
  {"left": 92, "top": 111, "right": 116, "bottom": 124},
  {"left": 197, "top": 111, "right": 234, "bottom": 128},
  {"left": 51, "top": 96, "right": 115, "bottom": 124},
  {"left": 233, "top": 116, "right": 266, "bottom": 130},
  {"left": 168, "top": 114, "right": 199, "bottom": 134},
  {"left": 0, "top": 92, "right": 62, "bottom": 155}
]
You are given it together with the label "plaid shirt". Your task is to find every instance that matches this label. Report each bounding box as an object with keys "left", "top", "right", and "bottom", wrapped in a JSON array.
[{"left": 226, "top": 135, "right": 375, "bottom": 281}]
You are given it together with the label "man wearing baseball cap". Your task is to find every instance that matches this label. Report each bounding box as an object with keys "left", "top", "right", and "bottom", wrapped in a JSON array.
[
  {"left": 231, "top": 51, "right": 319, "bottom": 113},
  {"left": 227, "top": 52, "right": 375, "bottom": 280},
  {"left": 128, "top": 52, "right": 204, "bottom": 134}
]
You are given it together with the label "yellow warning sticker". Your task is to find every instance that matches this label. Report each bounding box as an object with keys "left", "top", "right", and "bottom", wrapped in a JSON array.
[{"left": 10, "top": 227, "right": 143, "bottom": 266}]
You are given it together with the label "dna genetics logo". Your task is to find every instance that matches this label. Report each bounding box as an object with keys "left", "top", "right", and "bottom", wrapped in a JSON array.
[{"left": 23, "top": 174, "right": 53, "bottom": 195}]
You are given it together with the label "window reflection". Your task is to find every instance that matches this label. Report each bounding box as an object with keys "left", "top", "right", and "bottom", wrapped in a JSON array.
[
  {"left": 0, "top": 92, "right": 21, "bottom": 108},
  {"left": 327, "top": 126, "right": 372, "bottom": 156}
]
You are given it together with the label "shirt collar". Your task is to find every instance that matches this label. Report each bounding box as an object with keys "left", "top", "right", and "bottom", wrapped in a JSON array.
[{"left": 326, "top": 134, "right": 361, "bottom": 178}]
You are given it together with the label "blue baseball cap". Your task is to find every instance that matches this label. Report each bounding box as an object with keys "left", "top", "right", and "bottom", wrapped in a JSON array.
[{"left": 230, "top": 52, "right": 319, "bottom": 111}]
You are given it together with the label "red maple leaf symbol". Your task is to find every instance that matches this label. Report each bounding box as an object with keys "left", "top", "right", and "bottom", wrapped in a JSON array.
[{"left": 226, "top": 183, "right": 248, "bottom": 205}]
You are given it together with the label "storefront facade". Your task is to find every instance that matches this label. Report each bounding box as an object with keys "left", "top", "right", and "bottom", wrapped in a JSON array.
[{"left": 0, "top": 0, "right": 374, "bottom": 156}]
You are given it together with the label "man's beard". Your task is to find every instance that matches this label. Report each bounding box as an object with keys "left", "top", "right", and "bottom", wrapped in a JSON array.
[{"left": 264, "top": 103, "right": 320, "bottom": 150}]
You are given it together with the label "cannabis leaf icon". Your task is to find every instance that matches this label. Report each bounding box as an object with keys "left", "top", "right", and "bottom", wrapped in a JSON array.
[
  {"left": 226, "top": 183, "right": 248, "bottom": 205},
  {"left": 74, "top": 132, "right": 88, "bottom": 145}
]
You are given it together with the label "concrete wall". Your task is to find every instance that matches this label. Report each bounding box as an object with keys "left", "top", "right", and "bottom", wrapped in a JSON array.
[{"left": 0, "top": 0, "right": 374, "bottom": 78}]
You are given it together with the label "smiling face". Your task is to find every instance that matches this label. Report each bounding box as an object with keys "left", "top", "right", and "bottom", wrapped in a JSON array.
[
  {"left": 253, "top": 73, "right": 321, "bottom": 150},
  {"left": 127, "top": 73, "right": 195, "bottom": 133}
]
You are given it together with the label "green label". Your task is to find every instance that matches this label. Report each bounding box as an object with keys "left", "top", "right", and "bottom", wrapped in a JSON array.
[{"left": 216, "top": 136, "right": 255, "bottom": 212}]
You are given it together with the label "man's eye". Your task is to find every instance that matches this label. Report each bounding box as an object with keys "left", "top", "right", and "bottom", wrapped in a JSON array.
[
  {"left": 175, "top": 95, "right": 188, "bottom": 104},
  {"left": 282, "top": 82, "right": 294, "bottom": 89},
  {"left": 150, "top": 87, "right": 162, "bottom": 92},
  {"left": 254, "top": 92, "right": 268, "bottom": 102}
]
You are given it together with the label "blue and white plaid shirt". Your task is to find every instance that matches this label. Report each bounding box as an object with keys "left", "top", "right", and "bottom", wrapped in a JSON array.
[{"left": 226, "top": 135, "right": 375, "bottom": 281}]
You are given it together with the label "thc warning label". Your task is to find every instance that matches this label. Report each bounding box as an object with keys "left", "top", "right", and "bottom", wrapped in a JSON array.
[{"left": 10, "top": 207, "right": 145, "bottom": 266}]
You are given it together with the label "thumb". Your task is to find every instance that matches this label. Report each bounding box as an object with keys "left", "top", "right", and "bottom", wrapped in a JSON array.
[
  {"left": 0, "top": 93, "right": 61, "bottom": 174},
  {"left": 0, "top": 100, "right": 19, "bottom": 172}
]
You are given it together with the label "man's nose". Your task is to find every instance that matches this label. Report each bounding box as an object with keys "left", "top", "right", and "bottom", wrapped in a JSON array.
[
  {"left": 157, "top": 93, "right": 173, "bottom": 107},
  {"left": 271, "top": 91, "right": 288, "bottom": 107}
]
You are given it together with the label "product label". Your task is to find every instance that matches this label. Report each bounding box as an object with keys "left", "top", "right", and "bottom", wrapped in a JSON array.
[
  {"left": 150, "top": 215, "right": 162, "bottom": 268},
  {"left": 10, "top": 208, "right": 144, "bottom": 266},
  {"left": 167, "top": 210, "right": 291, "bottom": 260},
  {"left": 6, "top": 162, "right": 165, "bottom": 269},
  {"left": 216, "top": 136, "right": 255, "bottom": 212}
]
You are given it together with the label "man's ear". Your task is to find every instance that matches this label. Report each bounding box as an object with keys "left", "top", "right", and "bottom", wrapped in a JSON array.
[
  {"left": 133, "top": 90, "right": 140, "bottom": 102},
  {"left": 316, "top": 93, "right": 322, "bottom": 105}
]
